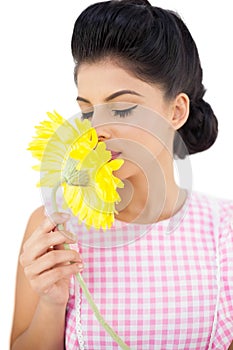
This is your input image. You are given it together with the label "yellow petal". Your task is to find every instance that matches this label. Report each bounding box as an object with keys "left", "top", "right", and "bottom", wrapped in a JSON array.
[{"left": 29, "top": 111, "right": 125, "bottom": 229}]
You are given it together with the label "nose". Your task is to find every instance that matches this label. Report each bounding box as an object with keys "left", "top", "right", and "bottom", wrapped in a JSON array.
[
  {"left": 91, "top": 106, "right": 112, "bottom": 141},
  {"left": 95, "top": 124, "right": 112, "bottom": 142}
]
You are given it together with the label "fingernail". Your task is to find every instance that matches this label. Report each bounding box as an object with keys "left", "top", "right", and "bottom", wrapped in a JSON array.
[
  {"left": 77, "top": 263, "right": 84, "bottom": 270},
  {"left": 61, "top": 230, "right": 76, "bottom": 241},
  {"left": 60, "top": 212, "right": 70, "bottom": 219}
]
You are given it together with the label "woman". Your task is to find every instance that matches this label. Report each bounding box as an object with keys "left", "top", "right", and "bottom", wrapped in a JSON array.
[{"left": 11, "top": 0, "right": 233, "bottom": 349}]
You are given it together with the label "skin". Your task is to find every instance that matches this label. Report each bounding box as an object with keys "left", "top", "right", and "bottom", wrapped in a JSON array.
[
  {"left": 10, "top": 210, "right": 84, "bottom": 349},
  {"left": 12, "top": 58, "right": 232, "bottom": 349},
  {"left": 77, "top": 59, "right": 189, "bottom": 223}
]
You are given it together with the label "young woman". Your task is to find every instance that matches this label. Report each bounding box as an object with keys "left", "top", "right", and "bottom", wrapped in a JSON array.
[{"left": 11, "top": 0, "right": 233, "bottom": 349}]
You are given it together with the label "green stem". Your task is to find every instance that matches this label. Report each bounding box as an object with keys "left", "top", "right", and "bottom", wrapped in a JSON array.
[
  {"left": 52, "top": 181, "right": 131, "bottom": 350},
  {"left": 51, "top": 180, "right": 65, "bottom": 231}
]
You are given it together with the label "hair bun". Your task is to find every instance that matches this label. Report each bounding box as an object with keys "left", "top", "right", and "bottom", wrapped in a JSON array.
[{"left": 174, "top": 99, "right": 218, "bottom": 158}]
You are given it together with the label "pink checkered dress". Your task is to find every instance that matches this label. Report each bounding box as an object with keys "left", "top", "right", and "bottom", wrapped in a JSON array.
[{"left": 64, "top": 191, "right": 233, "bottom": 349}]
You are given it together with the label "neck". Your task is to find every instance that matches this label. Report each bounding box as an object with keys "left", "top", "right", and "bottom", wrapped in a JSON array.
[{"left": 115, "top": 155, "right": 187, "bottom": 224}]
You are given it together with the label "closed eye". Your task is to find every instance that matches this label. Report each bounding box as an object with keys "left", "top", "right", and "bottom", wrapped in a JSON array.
[
  {"left": 81, "top": 104, "right": 138, "bottom": 120},
  {"left": 112, "top": 105, "right": 138, "bottom": 118},
  {"left": 81, "top": 111, "right": 93, "bottom": 120}
]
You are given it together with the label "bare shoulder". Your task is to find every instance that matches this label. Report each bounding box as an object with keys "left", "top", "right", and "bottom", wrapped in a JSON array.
[
  {"left": 22, "top": 206, "right": 46, "bottom": 242},
  {"left": 10, "top": 206, "right": 46, "bottom": 346}
]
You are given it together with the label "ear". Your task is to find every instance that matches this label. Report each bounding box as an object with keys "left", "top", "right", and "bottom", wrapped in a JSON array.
[{"left": 171, "top": 93, "right": 190, "bottom": 130}]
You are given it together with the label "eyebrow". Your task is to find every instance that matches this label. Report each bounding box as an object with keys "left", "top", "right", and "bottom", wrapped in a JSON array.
[{"left": 76, "top": 90, "right": 144, "bottom": 103}]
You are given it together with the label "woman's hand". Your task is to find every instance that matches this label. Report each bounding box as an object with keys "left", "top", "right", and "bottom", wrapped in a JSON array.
[{"left": 19, "top": 212, "right": 83, "bottom": 306}]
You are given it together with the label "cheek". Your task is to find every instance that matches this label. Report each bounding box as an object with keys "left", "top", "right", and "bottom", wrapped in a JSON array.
[
  {"left": 122, "top": 128, "right": 166, "bottom": 158},
  {"left": 107, "top": 121, "right": 173, "bottom": 163}
]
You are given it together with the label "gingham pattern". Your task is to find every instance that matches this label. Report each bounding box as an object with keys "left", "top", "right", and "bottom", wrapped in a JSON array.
[{"left": 64, "top": 191, "right": 233, "bottom": 349}]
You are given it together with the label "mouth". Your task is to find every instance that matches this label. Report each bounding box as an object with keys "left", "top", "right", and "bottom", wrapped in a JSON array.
[{"left": 108, "top": 150, "right": 122, "bottom": 160}]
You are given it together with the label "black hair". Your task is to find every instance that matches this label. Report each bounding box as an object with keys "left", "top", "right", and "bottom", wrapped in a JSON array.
[{"left": 71, "top": 0, "right": 218, "bottom": 158}]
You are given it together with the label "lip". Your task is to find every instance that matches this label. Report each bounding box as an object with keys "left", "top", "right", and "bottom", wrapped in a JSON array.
[{"left": 108, "top": 150, "right": 122, "bottom": 160}]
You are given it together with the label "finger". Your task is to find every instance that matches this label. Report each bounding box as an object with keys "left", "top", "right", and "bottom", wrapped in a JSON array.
[
  {"left": 34, "top": 212, "right": 71, "bottom": 238},
  {"left": 57, "top": 230, "right": 77, "bottom": 242},
  {"left": 20, "top": 230, "right": 75, "bottom": 267},
  {"left": 30, "top": 263, "right": 83, "bottom": 295},
  {"left": 24, "top": 249, "right": 83, "bottom": 279},
  {"left": 22, "top": 213, "right": 70, "bottom": 256},
  {"left": 52, "top": 230, "right": 77, "bottom": 252}
]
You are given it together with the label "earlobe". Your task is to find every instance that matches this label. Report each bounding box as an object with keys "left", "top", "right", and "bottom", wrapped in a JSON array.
[{"left": 172, "top": 93, "right": 190, "bottom": 130}]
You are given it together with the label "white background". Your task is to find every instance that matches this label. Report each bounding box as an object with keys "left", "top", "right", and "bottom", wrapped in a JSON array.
[{"left": 0, "top": 1, "right": 232, "bottom": 348}]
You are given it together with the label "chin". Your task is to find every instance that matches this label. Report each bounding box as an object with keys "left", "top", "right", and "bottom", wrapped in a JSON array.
[{"left": 113, "top": 160, "right": 140, "bottom": 181}]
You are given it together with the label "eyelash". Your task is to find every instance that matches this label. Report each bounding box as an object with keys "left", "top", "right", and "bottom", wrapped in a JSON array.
[
  {"left": 81, "top": 105, "right": 138, "bottom": 120},
  {"left": 81, "top": 112, "right": 93, "bottom": 120}
]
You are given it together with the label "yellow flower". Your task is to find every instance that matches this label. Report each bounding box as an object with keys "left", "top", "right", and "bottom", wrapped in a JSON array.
[{"left": 28, "top": 111, "right": 124, "bottom": 229}]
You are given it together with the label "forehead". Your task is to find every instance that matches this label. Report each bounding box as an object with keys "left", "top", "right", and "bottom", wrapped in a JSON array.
[
  {"left": 76, "top": 60, "right": 162, "bottom": 102},
  {"left": 77, "top": 61, "right": 139, "bottom": 87}
]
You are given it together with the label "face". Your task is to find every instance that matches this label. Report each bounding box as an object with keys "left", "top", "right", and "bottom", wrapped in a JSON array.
[{"left": 76, "top": 60, "right": 183, "bottom": 181}]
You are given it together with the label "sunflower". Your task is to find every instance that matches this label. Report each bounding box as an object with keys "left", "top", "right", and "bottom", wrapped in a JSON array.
[
  {"left": 28, "top": 111, "right": 130, "bottom": 349},
  {"left": 28, "top": 111, "right": 124, "bottom": 229}
]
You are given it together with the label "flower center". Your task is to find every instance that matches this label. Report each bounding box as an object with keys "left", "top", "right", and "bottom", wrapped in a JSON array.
[{"left": 62, "top": 157, "right": 89, "bottom": 187}]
